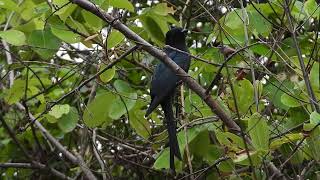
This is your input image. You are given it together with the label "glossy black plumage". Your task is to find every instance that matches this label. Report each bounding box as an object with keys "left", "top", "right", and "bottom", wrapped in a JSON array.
[{"left": 145, "top": 27, "right": 190, "bottom": 172}]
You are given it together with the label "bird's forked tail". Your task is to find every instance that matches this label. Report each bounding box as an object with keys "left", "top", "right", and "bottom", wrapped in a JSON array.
[{"left": 161, "top": 99, "right": 182, "bottom": 172}]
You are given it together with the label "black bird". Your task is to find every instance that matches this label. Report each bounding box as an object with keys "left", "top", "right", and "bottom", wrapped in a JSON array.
[{"left": 145, "top": 27, "right": 190, "bottom": 172}]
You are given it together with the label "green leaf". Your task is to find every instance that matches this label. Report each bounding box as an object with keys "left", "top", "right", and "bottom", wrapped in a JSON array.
[
  {"left": 310, "top": 111, "right": 320, "bottom": 125},
  {"left": 50, "top": 16, "right": 81, "bottom": 44},
  {"left": 107, "top": 30, "right": 125, "bottom": 49},
  {"left": 153, "top": 148, "right": 171, "bottom": 170},
  {"left": 189, "top": 129, "right": 211, "bottom": 157},
  {"left": 81, "top": 9, "right": 104, "bottom": 31},
  {"left": 248, "top": 11, "right": 272, "bottom": 37},
  {"left": 229, "top": 79, "right": 254, "bottom": 114},
  {"left": 34, "top": 2, "right": 50, "bottom": 15},
  {"left": 306, "top": 126, "right": 320, "bottom": 161},
  {"left": 129, "top": 110, "right": 151, "bottom": 139},
  {"left": 0, "top": 0, "right": 18, "bottom": 11},
  {"left": 280, "top": 144, "right": 304, "bottom": 164},
  {"left": 224, "top": 9, "right": 244, "bottom": 30},
  {"left": 0, "top": 30, "right": 26, "bottom": 46},
  {"left": 108, "top": 80, "right": 137, "bottom": 119},
  {"left": 233, "top": 150, "right": 267, "bottom": 166},
  {"left": 83, "top": 92, "right": 115, "bottom": 128},
  {"left": 58, "top": 107, "right": 79, "bottom": 133},
  {"left": 247, "top": 113, "right": 270, "bottom": 150},
  {"left": 65, "top": 18, "right": 89, "bottom": 36},
  {"left": 109, "top": 92, "right": 137, "bottom": 119},
  {"left": 49, "top": 104, "right": 70, "bottom": 119},
  {"left": 15, "top": 18, "right": 44, "bottom": 33},
  {"left": 100, "top": 66, "right": 116, "bottom": 83},
  {"left": 113, "top": 79, "right": 134, "bottom": 93},
  {"left": 44, "top": 114, "right": 57, "bottom": 123},
  {"left": 3, "top": 80, "right": 25, "bottom": 104},
  {"left": 304, "top": 0, "right": 320, "bottom": 19},
  {"left": 281, "top": 93, "right": 301, "bottom": 107},
  {"left": 250, "top": 44, "right": 271, "bottom": 56},
  {"left": 270, "top": 133, "right": 303, "bottom": 149},
  {"left": 51, "top": 27, "right": 81, "bottom": 43},
  {"left": 107, "top": 0, "right": 134, "bottom": 12},
  {"left": 310, "top": 62, "right": 319, "bottom": 90},
  {"left": 150, "top": 15, "right": 169, "bottom": 35},
  {"left": 264, "top": 78, "right": 293, "bottom": 110},
  {"left": 140, "top": 15, "right": 165, "bottom": 46},
  {"left": 52, "top": 0, "right": 77, "bottom": 22},
  {"left": 19, "top": 0, "right": 36, "bottom": 21},
  {"left": 177, "top": 125, "right": 213, "bottom": 159},
  {"left": 152, "top": 3, "right": 176, "bottom": 16},
  {"left": 27, "top": 29, "right": 61, "bottom": 59},
  {"left": 203, "top": 145, "right": 224, "bottom": 164},
  {"left": 91, "top": 0, "right": 105, "bottom": 5}
]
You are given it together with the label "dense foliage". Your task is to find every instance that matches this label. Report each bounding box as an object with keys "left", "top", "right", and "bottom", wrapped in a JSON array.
[{"left": 0, "top": 0, "right": 319, "bottom": 179}]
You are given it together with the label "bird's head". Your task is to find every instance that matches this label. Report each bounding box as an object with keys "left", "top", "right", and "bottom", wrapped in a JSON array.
[{"left": 165, "top": 27, "right": 188, "bottom": 48}]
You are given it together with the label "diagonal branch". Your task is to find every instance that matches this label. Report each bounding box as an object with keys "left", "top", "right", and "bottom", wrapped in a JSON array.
[{"left": 15, "top": 103, "right": 97, "bottom": 180}]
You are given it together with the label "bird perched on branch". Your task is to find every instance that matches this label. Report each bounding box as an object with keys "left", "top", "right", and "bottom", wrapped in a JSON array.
[{"left": 145, "top": 27, "right": 190, "bottom": 172}]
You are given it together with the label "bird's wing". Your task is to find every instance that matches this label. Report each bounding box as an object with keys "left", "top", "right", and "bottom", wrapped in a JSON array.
[{"left": 145, "top": 51, "right": 190, "bottom": 116}]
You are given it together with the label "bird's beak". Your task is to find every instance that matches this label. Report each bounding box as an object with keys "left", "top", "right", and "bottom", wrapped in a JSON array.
[{"left": 181, "top": 29, "right": 188, "bottom": 34}]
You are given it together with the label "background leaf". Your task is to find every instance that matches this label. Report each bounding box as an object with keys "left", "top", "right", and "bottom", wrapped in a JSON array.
[
  {"left": 0, "top": 30, "right": 26, "bottom": 46},
  {"left": 247, "top": 113, "right": 270, "bottom": 150}
]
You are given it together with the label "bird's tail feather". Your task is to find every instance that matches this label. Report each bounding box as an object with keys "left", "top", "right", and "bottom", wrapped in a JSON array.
[{"left": 161, "top": 99, "right": 182, "bottom": 171}]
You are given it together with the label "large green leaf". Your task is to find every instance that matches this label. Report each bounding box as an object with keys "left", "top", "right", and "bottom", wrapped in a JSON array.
[
  {"left": 153, "top": 148, "right": 179, "bottom": 170},
  {"left": 49, "top": 16, "right": 81, "bottom": 43},
  {"left": 100, "top": 66, "right": 116, "bottom": 83},
  {"left": 304, "top": 0, "right": 320, "bottom": 19},
  {"left": 51, "top": 27, "right": 81, "bottom": 43},
  {"left": 58, "top": 107, "right": 79, "bottom": 133},
  {"left": 229, "top": 79, "right": 254, "bottom": 114},
  {"left": 52, "top": 0, "right": 77, "bottom": 21},
  {"left": 109, "top": 80, "right": 137, "bottom": 119},
  {"left": 109, "top": 92, "right": 137, "bottom": 119},
  {"left": 281, "top": 93, "right": 302, "bottom": 107},
  {"left": 19, "top": 0, "right": 36, "bottom": 21},
  {"left": 233, "top": 150, "right": 268, "bottom": 166},
  {"left": 81, "top": 9, "right": 104, "bottom": 31},
  {"left": 0, "top": 0, "right": 18, "bottom": 11},
  {"left": 247, "top": 113, "right": 270, "bottom": 150},
  {"left": 106, "top": 30, "right": 125, "bottom": 49},
  {"left": 129, "top": 110, "right": 151, "bottom": 139},
  {"left": 140, "top": 15, "right": 166, "bottom": 46},
  {"left": 216, "top": 131, "right": 245, "bottom": 151},
  {"left": 310, "top": 62, "right": 319, "bottom": 90},
  {"left": 27, "top": 29, "right": 61, "bottom": 59},
  {"left": 248, "top": 11, "right": 272, "bottom": 37},
  {"left": 0, "top": 30, "right": 26, "bottom": 46},
  {"left": 264, "top": 78, "right": 293, "bottom": 110},
  {"left": 15, "top": 18, "right": 44, "bottom": 33},
  {"left": 224, "top": 9, "right": 244, "bottom": 30},
  {"left": 310, "top": 111, "right": 320, "bottom": 124},
  {"left": 107, "top": 0, "right": 134, "bottom": 12},
  {"left": 83, "top": 92, "right": 115, "bottom": 128},
  {"left": 49, "top": 104, "right": 70, "bottom": 119},
  {"left": 270, "top": 133, "right": 303, "bottom": 149},
  {"left": 3, "top": 80, "right": 25, "bottom": 105},
  {"left": 152, "top": 3, "right": 176, "bottom": 16}
]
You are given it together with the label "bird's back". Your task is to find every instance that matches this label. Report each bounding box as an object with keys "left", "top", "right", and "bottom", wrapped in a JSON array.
[{"left": 146, "top": 48, "right": 190, "bottom": 116}]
